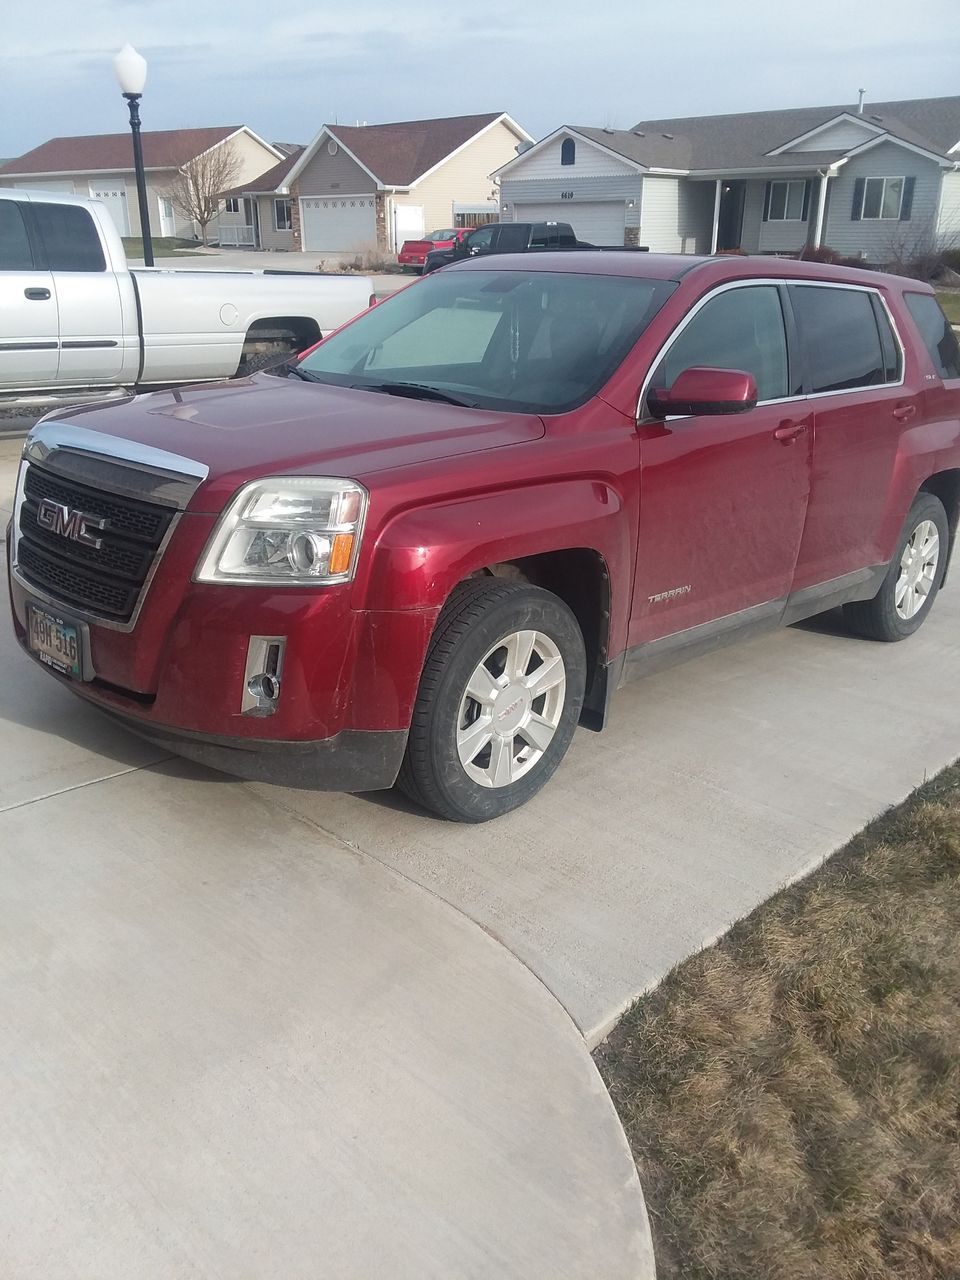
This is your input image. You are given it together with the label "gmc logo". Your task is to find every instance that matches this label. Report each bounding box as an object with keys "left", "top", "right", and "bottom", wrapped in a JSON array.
[{"left": 37, "top": 498, "right": 106, "bottom": 550}]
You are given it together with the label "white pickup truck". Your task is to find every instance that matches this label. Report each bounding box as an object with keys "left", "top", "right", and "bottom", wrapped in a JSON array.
[{"left": 0, "top": 189, "right": 374, "bottom": 405}]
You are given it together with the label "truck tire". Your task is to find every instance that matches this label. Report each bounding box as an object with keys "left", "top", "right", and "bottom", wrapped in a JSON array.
[
  {"left": 397, "top": 579, "right": 586, "bottom": 822},
  {"left": 842, "top": 492, "right": 949, "bottom": 641}
]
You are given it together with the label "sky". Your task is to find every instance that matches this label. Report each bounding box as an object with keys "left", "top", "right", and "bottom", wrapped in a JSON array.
[{"left": 1, "top": 0, "right": 957, "bottom": 158}]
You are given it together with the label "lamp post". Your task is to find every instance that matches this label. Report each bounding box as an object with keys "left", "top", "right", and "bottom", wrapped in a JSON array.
[{"left": 113, "top": 44, "right": 154, "bottom": 266}]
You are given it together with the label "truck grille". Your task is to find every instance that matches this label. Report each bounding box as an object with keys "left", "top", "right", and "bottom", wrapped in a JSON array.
[{"left": 16, "top": 464, "right": 174, "bottom": 623}]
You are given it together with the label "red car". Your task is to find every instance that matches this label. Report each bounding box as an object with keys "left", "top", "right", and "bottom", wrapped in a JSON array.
[
  {"left": 8, "top": 254, "right": 960, "bottom": 821},
  {"left": 398, "top": 226, "right": 471, "bottom": 271}
]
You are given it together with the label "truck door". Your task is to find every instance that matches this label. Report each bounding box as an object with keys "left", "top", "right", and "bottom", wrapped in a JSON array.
[
  {"left": 0, "top": 197, "right": 59, "bottom": 386},
  {"left": 30, "top": 201, "right": 125, "bottom": 385}
]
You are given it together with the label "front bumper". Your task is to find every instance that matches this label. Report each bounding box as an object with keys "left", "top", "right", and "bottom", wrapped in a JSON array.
[{"left": 99, "top": 703, "right": 408, "bottom": 791}]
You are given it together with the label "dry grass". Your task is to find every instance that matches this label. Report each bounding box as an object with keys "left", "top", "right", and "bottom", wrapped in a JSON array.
[
  {"left": 936, "top": 291, "right": 960, "bottom": 325},
  {"left": 596, "top": 763, "right": 960, "bottom": 1280}
]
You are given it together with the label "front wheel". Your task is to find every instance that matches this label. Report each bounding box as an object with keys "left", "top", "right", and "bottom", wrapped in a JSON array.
[
  {"left": 397, "top": 580, "right": 586, "bottom": 821},
  {"left": 843, "top": 492, "right": 949, "bottom": 641}
]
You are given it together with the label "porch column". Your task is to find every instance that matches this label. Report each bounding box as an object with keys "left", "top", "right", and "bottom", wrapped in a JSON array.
[
  {"left": 812, "top": 172, "right": 830, "bottom": 249},
  {"left": 710, "top": 179, "right": 722, "bottom": 254}
]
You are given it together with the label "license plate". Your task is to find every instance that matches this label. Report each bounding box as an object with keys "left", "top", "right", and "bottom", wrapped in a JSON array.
[{"left": 27, "top": 603, "right": 83, "bottom": 679}]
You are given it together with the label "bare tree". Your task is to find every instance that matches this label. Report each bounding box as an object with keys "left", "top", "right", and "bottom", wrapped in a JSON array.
[{"left": 166, "top": 144, "right": 242, "bottom": 245}]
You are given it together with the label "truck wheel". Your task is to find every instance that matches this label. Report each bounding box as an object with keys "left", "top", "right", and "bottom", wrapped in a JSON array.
[
  {"left": 842, "top": 492, "right": 949, "bottom": 641},
  {"left": 397, "top": 580, "right": 586, "bottom": 822}
]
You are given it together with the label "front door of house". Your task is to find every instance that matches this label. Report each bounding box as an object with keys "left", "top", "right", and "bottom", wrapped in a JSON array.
[
  {"left": 158, "top": 197, "right": 176, "bottom": 237},
  {"left": 716, "top": 181, "right": 746, "bottom": 251}
]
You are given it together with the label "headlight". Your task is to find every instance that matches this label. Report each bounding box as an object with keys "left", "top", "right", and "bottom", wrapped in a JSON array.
[{"left": 195, "top": 476, "right": 368, "bottom": 586}]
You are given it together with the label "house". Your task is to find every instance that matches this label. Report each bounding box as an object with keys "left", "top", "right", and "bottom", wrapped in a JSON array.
[
  {"left": 226, "top": 112, "right": 532, "bottom": 254},
  {"left": 494, "top": 96, "right": 960, "bottom": 262},
  {"left": 0, "top": 126, "right": 284, "bottom": 240}
]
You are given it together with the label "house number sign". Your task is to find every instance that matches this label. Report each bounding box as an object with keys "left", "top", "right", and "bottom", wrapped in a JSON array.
[{"left": 560, "top": 191, "right": 574, "bottom": 199}]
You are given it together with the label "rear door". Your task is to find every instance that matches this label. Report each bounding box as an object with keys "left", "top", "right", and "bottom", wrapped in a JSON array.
[
  {"left": 631, "top": 281, "right": 812, "bottom": 644},
  {"left": 0, "top": 196, "right": 59, "bottom": 387},
  {"left": 30, "top": 201, "right": 125, "bottom": 385},
  {"left": 787, "top": 283, "right": 911, "bottom": 590}
]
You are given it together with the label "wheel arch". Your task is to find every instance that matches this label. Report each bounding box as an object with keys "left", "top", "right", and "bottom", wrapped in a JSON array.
[{"left": 918, "top": 468, "right": 960, "bottom": 583}]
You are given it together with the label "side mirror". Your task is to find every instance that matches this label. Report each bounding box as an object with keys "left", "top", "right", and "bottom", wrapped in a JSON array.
[{"left": 647, "top": 367, "right": 758, "bottom": 419}]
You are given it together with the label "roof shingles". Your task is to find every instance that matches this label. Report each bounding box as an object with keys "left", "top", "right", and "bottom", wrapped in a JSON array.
[
  {"left": 0, "top": 127, "right": 247, "bottom": 176},
  {"left": 326, "top": 112, "right": 504, "bottom": 186}
]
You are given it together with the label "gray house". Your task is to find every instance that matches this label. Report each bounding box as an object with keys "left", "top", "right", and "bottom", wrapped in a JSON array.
[{"left": 494, "top": 96, "right": 960, "bottom": 262}]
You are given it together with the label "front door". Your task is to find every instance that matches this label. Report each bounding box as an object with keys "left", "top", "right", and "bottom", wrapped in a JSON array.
[
  {"left": 0, "top": 197, "right": 59, "bottom": 387},
  {"left": 630, "top": 281, "right": 812, "bottom": 646},
  {"left": 716, "top": 181, "right": 746, "bottom": 251},
  {"left": 158, "top": 196, "right": 177, "bottom": 237}
]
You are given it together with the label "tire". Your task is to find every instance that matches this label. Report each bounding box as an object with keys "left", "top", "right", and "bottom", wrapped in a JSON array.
[
  {"left": 397, "top": 579, "right": 587, "bottom": 822},
  {"left": 842, "top": 492, "right": 949, "bottom": 641}
]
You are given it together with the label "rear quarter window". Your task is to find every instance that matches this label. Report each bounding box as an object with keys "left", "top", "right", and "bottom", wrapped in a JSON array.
[
  {"left": 904, "top": 292, "right": 960, "bottom": 380},
  {"left": 0, "top": 200, "right": 34, "bottom": 270}
]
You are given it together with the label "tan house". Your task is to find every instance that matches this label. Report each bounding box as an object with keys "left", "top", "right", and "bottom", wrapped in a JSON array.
[
  {"left": 0, "top": 126, "right": 284, "bottom": 241},
  {"left": 228, "top": 112, "right": 532, "bottom": 254}
]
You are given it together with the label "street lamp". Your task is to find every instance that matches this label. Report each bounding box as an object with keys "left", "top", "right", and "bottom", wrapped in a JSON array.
[{"left": 113, "top": 43, "right": 154, "bottom": 266}]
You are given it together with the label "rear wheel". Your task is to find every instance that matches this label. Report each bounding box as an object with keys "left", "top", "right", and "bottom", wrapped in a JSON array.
[
  {"left": 397, "top": 580, "right": 586, "bottom": 821},
  {"left": 842, "top": 492, "right": 948, "bottom": 641}
]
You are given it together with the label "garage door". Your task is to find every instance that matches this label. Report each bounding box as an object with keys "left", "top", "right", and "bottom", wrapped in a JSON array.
[
  {"left": 515, "top": 201, "right": 625, "bottom": 246},
  {"left": 300, "top": 196, "right": 377, "bottom": 252}
]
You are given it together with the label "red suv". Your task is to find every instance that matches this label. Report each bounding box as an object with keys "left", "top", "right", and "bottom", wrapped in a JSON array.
[{"left": 8, "top": 254, "right": 960, "bottom": 821}]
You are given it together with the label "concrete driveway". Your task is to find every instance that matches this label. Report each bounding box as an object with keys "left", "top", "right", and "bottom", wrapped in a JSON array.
[{"left": 3, "top": 431, "right": 960, "bottom": 1275}]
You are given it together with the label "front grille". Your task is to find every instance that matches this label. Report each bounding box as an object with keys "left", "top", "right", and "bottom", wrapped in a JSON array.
[{"left": 16, "top": 464, "right": 174, "bottom": 622}]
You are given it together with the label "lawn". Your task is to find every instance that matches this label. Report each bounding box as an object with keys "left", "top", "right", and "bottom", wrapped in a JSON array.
[
  {"left": 121, "top": 236, "right": 207, "bottom": 259},
  {"left": 936, "top": 291, "right": 960, "bottom": 324},
  {"left": 596, "top": 762, "right": 960, "bottom": 1280}
]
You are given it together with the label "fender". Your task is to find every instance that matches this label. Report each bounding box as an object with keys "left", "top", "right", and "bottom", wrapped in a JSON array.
[
  {"left": 883, "top": 417, "right": 960, "bottom": 565},
  {"left": 356, "top": 477, "right": 633, "bottom": 646}
]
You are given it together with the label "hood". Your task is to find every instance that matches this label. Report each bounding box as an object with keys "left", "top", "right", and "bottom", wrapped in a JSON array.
[{"left": 46, "top": 375, "right": 545, "bottom": 512}]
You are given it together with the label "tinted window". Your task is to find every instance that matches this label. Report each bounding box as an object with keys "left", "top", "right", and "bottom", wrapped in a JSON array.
[
  {"left": 904, "top": 292, "right": 960, "bottom": 380},
  {"left": 873, "top": 296, "right": 902, "bottom": 382},
  {"left": 496, "top": 224, "right": 533, "bottom": 250},
  {"left": 790, "top": 285, "right": 886, "bottom": 392},
  {"left": 32, "top": 204, "right": 106, "bottom": 271},
  {"left": 466, "top": 226, "right": 495, "bottom": 251},
  {"left": 653, "top": 285, "right": 789, "bottom": 403},
  {"left": 0, "top": 200, "right": 34, "bottom": 270},
  {"left": 299, "top": 269, "right": 677, "bottom": 414}
]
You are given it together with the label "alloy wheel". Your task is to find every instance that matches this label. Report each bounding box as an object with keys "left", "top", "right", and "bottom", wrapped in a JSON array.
[{"left": 895, "top": 519, "right": 940, "bottom": 620}]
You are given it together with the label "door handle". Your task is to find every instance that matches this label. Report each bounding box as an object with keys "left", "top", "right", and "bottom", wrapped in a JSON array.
[
  {"left": 773, "top": 421, "right": 808, "bottom": 443},
  {"left": 24, "top": 288, "right": 51, "bottom": 301},
  {"left": 892, "top": 404, "right": 916, "bottom": 422}
]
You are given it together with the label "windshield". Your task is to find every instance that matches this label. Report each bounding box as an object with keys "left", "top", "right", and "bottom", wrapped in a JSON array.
[{"left": 297, "top": 268, "right": 677, "bottom": 414}]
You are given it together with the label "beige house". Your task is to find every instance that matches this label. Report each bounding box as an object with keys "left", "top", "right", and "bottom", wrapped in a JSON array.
[
  {"left": 0, "top": 126, "right": 283, "bottom": 241},
  {"left": 228, "top": 112, "right": 532, "bottom": 254}
]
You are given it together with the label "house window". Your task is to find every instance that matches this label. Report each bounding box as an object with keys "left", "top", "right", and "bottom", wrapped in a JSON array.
[
  {"left": 274, "top": 198, "right": 293, "bottom": 231},
  {"left": 561, "top": 138, "right": 575, "bottom": 166},
  {"left": 765, "top": 179, "right": 808, "bottom": 221},
  {"left": 859, "top": 176, "right": 905, "bottom": 220},
  {"left": 224, "top": 197, "right": 240, "bottom": 214}
]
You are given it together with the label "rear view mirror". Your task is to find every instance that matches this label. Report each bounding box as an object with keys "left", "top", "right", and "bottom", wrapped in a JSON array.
[{"left": 647, "top": 367, "right": 758, "bottom": 419}]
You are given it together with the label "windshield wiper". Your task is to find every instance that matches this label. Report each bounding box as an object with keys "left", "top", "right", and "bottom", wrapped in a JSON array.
[
  {"left": 354, "top": 381, "right": 477, "bottom": 407},
  {"left": 286, "top": 365, "right": 324, "bottom": 382}
]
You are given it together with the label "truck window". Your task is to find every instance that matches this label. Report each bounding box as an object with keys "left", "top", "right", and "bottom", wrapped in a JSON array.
[
  {"left": 32, "top": 204, "right": 106, "bottom": 272},
  {"left": 789, "top": 285, "right": 889, "bottom": 393},
  {"left": 652, "top": 284, "right": 789, "bottom": 403},
  {"left": 466, "top": 226, "right": 495, "bottom": 252},
  {"left": 0, "top": 200, "right": 34, "bottom": 270},
  {"left": 903, "top": 292, "right": 960, "bottom": 380},
  {"left": 497, "top": 224, "right": 533, "bottom": 251}
]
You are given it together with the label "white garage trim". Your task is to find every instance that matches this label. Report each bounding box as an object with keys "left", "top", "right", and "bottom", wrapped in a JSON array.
[
  {"left": 300, "top": 194, "right": 378, "bottom": 253},
  {"left": 513, "top": 200, "right": 626, "bottom": 246}
]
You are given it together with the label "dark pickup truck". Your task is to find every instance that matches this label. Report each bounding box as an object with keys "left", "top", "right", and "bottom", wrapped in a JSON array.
[{"left": 423, "top": 221, "right": 588, "bottom": 273}]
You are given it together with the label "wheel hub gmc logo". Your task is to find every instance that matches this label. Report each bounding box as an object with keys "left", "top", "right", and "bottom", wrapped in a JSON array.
[{"left": 37, "top": 498, "right": 106, "bottom": 550}]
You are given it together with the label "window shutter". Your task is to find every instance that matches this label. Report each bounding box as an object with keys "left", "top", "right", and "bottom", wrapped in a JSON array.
[
  {"left": 801, "top": 180, "right": 811, "bottom": 222},
  {"left": 899, "top": 176, "right": 915, "bottom": 221},
  {"left": 762, "top": 182, "right": 771, "bottom": 221},
  {"left": 851, "top": 177, "right": 865, "bottom": 221}
]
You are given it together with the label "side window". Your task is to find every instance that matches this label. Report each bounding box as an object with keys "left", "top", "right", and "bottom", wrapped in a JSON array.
[
  {"left": 32, "top": 204, "right": 106, "bottom": 271},
  {"left": 0, "top": 200, "right": 35, "bottom": 270},
  {"left": 652, "top": 285, "right": 789, "bottom": 404},
  {"left": 872, "top": 297, "right": 902, "bottom": 383},
  {"left": 904, "top": 292, "right": 960, "bottom": 381},
  {"left": 467, "top": 226, "right": 495, "bottom": 251},
  {"left": 790, "top": 285, "right": 888, "bottom": 392}
]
